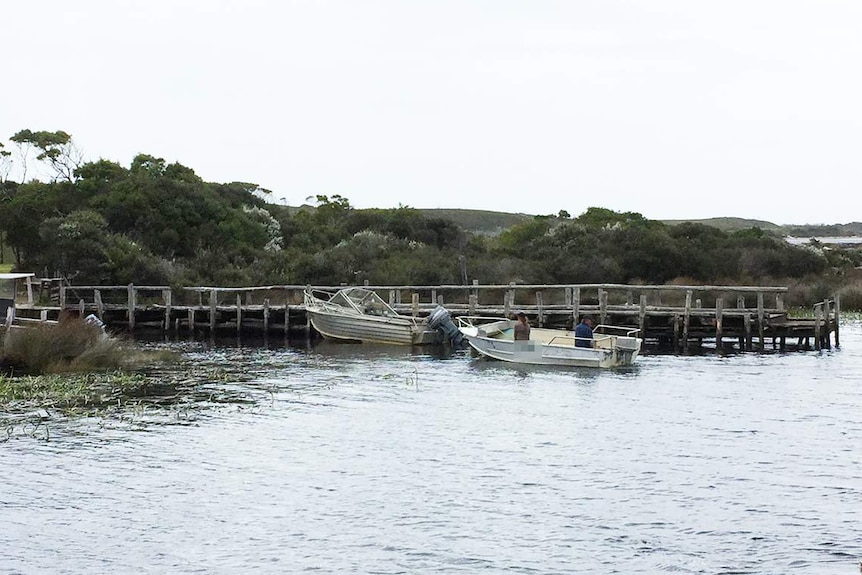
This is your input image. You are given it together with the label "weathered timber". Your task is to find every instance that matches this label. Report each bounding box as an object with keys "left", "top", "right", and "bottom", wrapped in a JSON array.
[{"left": 13, "top": 282, "right": 841, "bottom": 352}]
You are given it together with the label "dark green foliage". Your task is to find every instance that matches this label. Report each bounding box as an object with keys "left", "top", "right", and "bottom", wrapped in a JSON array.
[{"left": 0, "top": 129, "right": 850, "bottom": 304}]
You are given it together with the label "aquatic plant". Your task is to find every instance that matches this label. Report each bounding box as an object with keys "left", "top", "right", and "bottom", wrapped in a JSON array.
[{"left": 0, "top": 371, "right": 150, "bottom": 411}]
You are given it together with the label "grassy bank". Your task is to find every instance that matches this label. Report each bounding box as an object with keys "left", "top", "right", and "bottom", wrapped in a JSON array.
[{"left": 1, "top": 317, "right": 186, "bottom": 419}]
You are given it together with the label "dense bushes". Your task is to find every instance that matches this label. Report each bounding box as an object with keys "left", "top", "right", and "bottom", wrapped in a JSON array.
[{"left": 0, "top": 146, "right": 854, "bottom": 307}]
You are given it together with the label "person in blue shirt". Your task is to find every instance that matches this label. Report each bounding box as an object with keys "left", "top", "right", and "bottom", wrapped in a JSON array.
[{"left": 575, "top": 316, "right": 594, "bottom": 347}]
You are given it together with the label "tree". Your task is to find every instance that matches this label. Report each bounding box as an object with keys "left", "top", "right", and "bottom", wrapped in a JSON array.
[
  {"left": 10, "top": 129, "right": 84, "bottom": 182},
  {"left": 0, "top": 142, "right": 12, "bottom": 182}
]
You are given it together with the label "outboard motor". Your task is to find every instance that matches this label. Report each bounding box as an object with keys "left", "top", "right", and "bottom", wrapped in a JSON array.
[{"left": 427, "top": 305, "right": 464, "bottom": 347}]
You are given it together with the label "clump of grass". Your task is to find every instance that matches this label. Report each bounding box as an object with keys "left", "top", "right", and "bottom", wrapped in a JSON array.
[
  {"left": 836, "top": 280, "right": 862, "bottom": 312},
  {"left": 1, "top": 318, "right": 122, "bottom": 374},
  {"left": 1, "top": 317, "right": 178, "bottom": 375}
]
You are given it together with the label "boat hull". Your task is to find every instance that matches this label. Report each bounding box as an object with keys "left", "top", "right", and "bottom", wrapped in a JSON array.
[
  {"left": 459, "top": 322, "right": 641, "bottom": 368},
  {"left": 307, "top": 309, "right": 433, "bottom": 345}
]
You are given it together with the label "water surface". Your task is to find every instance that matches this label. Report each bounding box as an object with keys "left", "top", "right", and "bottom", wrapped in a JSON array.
[{"left": 2, "top": 324, "right": 861, "bottom": 574}]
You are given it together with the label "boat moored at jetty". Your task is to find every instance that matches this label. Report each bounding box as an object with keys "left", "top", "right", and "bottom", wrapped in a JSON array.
[
  {"left": 457, "top": 317, "right": 642, "bottom": 368},
  {"left": 304, "top": 287, "right": 462, "bottom": 346}
]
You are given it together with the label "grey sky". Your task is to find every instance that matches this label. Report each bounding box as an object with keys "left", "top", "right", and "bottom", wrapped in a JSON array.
[{"left": 3, "top": 0, "right": 860, "bottom": 224}]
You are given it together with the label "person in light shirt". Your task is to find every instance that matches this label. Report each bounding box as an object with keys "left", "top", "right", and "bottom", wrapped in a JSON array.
[{"left": 513, "top": 312, "right": 531, "bottom": 340}]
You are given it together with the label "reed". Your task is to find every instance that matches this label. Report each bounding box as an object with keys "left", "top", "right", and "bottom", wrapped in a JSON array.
[{"left": 0, "top": 371, "right": 150, "bottom": 411}]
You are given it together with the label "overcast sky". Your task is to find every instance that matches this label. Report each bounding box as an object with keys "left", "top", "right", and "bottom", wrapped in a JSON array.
[{"left": 2, "top": 0, "right": 860, "bottom": 224}]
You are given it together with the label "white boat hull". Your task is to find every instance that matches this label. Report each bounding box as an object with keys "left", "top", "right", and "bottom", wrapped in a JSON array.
[
  {"left": 304, "top": 287, "right": 440, "bottom": 345},
  {"left": 459, "top": 321, "right": 641, "bottom": 368},
  {"left": 307, "top": 309, "right": 435, "bottom": 345}
]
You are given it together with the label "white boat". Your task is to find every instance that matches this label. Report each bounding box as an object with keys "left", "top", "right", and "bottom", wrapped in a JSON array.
[
  {"left": 457, "top": 317, "right": 642, "bottom": 368},
  {"left": 304, "top": 287, "right": 459, "bottom": 345}
]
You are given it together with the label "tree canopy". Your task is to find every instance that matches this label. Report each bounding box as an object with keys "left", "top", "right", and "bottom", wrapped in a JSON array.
[{"left": 0, "top": 128, "right": 843, "bottom": 293}]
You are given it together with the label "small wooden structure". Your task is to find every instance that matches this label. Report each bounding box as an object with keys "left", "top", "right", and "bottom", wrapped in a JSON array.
[
  {"left": 0, "top": 273, "right": 35, "bottom": 328},
  {"left": 12, "top": 280, "right": 841, "bottom": 352}
]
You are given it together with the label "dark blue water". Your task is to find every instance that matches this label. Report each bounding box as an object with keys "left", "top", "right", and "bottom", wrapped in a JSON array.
[{"left": 2, "top": 323, "right": 861, "bottom": 574}]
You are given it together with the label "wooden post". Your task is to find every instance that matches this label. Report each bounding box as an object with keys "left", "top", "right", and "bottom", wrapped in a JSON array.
[
  {"left": 289, "top": 291, "right": 296, "bottom": 335},
  {"left": 94, "top": 289, "right": 104, "bottom": 319},
  {"left": 737, "top": 295, "right": 745, "bottom": 310},
  {"left": 683, "top": 289, "right": 692, "bottom": 353},
  {"left": 396, "top": 289, "right": 402, "bottom": 305},
  {"left": 672, "top": 314, "right": 680, "bottom": 352},
  {"left": 715, "top": 297, "right": 723, "bottom": 349},
  {"left": 536, "top": 291, "right": 544, "bottom": 327},
  {"left": 412, "top": 293, "right": 419, "bottom": 317},
  {"left": 638, "top": 294, "right": 647, "bottom": 334},
  {"left": 468, "top": 294, "right": 477, "bottom": 315},
  {"left": 823, "top": 299, "right": 831, "bottom": 349},
  {"left": 60, "top": 282, "right": 67, "bottom": 309},
  {"left": 503, "top": 289, "right": 511, "bottom": 317},
  {"left": 263, "top": 298, "right": 270, "bottom": 332},
  {"left": 743, "top": 312, "right": 752, "bottom": 351},
  {"left": 188, "top": 308, "right": 195, "bottom": 332},
  {"left": 236, "top": 294, "right": 242, "bottom": 332},
  {"left": 389, "top": 290, "right": 396, "bottom": 306},
  {"left": 599, "top": 289, "right": 608, "bottom": 325},
  {"left": 163, "top": 289, "right": 172, "bottom": 331},
  {"left": 776, "top": 293, "right": 785, "bottom": 312},
  {"left": 814, "top": 303, "right": 822, "bottom": 351},
  {"left": 431, "top": 289, "right": 438, "bottom": 306},
  {"left": 565, "top": 287, "right": 572, "bottom": 307},
  {"left": 695, "top": 298, "right": 701, "bottom": 309},
  {"left": 209, "top": 289, "right": 217, "bottom": 331},
  {"left": 507, "top": 283, "right": 515, "bottom": 315},
  {"left": 757, "top": 292, "right": 765, "bottom": 350},
  {"left": 572, "top": 287, "right": 580, "bottom": 326},
  {"left": 626, "top": 290, "right": 633, "bottom": 306},
  {"left": 25, "top": 277, "right": 33, "bottom": 305},
  {"left": 78, "top": 299, "right": 85, "bottom": 315},
  {"left": 127, "top": 284, "right": 136, "bottom": 331},
  {"left": 472, "top": 280, "right": 479, "bottom": 306},
  {"left": 834, "top": 293, "right": 841, "bottom": 348}
]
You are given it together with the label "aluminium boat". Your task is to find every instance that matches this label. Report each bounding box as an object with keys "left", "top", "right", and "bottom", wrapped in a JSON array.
[{"left": 457, "top": 317, "right": 641, "bottom": 368}]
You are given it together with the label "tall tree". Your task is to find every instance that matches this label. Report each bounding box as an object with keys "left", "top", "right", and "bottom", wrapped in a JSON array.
[
  {"left": 0, "top": 142, "right": 12, "bottom": 182},
  {"left": 10, "top": 129, "right": 84, "bottom": 182}
]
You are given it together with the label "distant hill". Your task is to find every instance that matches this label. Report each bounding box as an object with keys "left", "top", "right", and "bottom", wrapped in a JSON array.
[
  {"left": 780, "top": 222, "right": 862, "bottom": 237},
  {"left": 418, "top": 209, "right": 533, "bottom": 235},
  {"left": 661, "top": 217, "right": 781, "bottom": 232},
  {"left": 277, "top": 203, "right": 860, "bottom": 238}
]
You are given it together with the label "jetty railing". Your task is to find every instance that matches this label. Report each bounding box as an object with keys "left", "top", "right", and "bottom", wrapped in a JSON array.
[{"left": 10, "top": 280, "right": 839, "bottom": 352}]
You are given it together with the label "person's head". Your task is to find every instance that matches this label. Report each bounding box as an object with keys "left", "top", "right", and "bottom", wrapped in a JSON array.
[
  {"left": 581, "top": 315, "right": 594, "bottom": 326},
  {"left": 516, "top": 312, "right": 527, "bottom": 323}
]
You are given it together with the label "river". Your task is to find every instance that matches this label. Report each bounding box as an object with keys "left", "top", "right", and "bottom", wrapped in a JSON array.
[{"left": 2, "top": 323, "right": 861, "bottom": 574}]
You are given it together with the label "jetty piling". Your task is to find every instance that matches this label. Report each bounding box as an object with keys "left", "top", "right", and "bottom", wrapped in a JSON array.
[{"left": 13, "top": 281, "right": 840, "bottom": 352}]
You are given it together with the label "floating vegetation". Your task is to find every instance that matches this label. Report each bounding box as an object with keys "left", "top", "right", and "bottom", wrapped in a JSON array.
[
  {"left": 0, "top": 363, "right": 264, "bottom": 441},
  {"left": 0, "top": 322, "right": 267, "bottom": 440}
]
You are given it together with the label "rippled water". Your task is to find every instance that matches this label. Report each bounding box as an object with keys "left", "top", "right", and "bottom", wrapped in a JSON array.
[{"left": 2, "top": 323, "right": 861, "bottom": 574}]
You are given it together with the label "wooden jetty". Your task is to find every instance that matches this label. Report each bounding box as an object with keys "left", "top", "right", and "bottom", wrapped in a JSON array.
[{"left": 10, "top": 280, "right": 840, "bottom": 353}]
